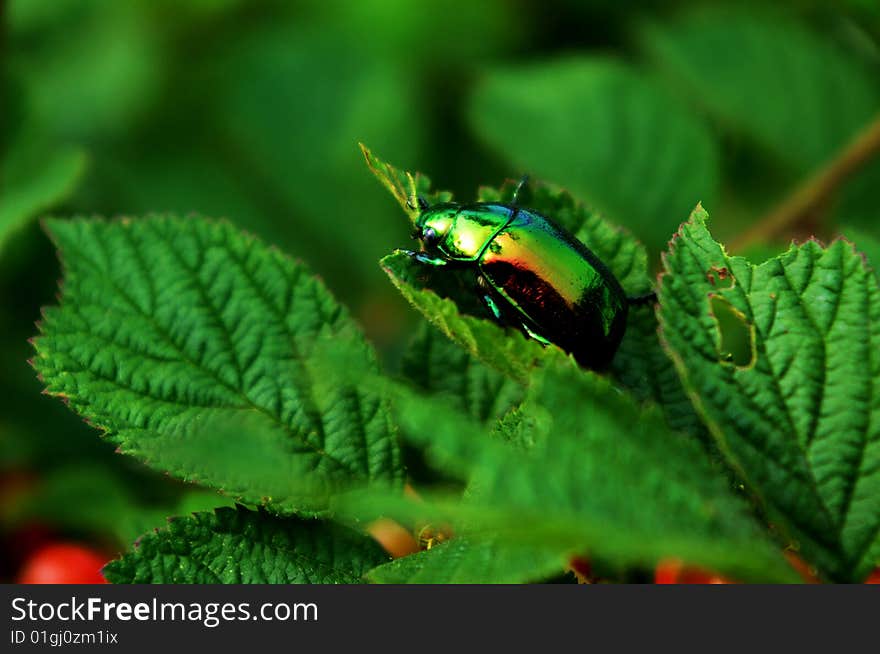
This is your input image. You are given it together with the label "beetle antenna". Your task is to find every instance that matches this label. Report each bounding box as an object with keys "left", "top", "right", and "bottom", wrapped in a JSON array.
[
  {"left": 404, "top": 171, "right": 429, "bottom": 213},
  {"left": 511, "top": 174, "right": 530, "bottom": 205},
  {"left": 406, "top": 195, "right": 429, "bottom": 212}
]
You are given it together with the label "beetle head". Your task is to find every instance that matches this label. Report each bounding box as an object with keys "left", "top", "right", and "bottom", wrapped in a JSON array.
[{"left": 413, "top": 205, "right": 458, "bottom": 252}]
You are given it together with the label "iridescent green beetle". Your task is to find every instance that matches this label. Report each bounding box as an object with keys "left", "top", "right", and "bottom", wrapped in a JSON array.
[{"left": 403, "top": 179, "right": 649, "bottom": 370}]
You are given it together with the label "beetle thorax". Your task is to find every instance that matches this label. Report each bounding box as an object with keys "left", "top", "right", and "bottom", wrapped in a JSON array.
[
  {"left": 417, "top": 209, "right": 456, "bottom": 249},
  {"left": 418, "top": 204, "right": 513, "bottom": 261}
]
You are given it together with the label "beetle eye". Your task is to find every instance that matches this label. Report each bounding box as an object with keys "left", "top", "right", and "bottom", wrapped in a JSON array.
[{"left": 422, "top": 227, "right": 440, "bottom": 247}]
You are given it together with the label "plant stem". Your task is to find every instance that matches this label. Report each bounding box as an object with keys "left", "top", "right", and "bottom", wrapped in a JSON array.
[{"left": 732, "top": 112, "right": 880, "bottom": 252}]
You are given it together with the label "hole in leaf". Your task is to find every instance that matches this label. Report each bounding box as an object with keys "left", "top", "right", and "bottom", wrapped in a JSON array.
[
  {"left": 706, "top": 265, "right": 734, "bottom": 289},
  {"left": 709, "top": 295, "right": 754, "bottom": 368}
]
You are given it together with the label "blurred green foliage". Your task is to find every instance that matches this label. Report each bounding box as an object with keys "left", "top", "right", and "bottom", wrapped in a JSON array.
[{"left": 2, "top": 0, "right": 879, "bottom": 579}]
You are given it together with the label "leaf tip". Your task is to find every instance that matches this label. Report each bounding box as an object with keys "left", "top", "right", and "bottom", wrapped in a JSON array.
[
  {"left": 689, "top": 202, "right": 710, "bottom": 225},
  {"left": 358, "top": 141, "right": 372, "bottom": 163}
]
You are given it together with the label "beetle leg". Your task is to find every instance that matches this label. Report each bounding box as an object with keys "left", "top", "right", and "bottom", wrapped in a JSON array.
[
  {"left": 399, "top": 249, "right": 448, "bottom": 267},
  {"left": 521, "top": 322, "right": 552, "bottom": 347},
  {"left": 477, "top": 276, "right": 507, "bottom": 324},
  {"left": 481, "top": 294, "right": 504, "bottom": 321},
  {"left": 511, "top": 174, "right": 530, "bottom": 205}
]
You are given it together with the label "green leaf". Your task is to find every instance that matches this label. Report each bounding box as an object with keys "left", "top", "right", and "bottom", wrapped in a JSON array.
[
  {"left": 367, "top": 536, "right": 564, "bottom": 584},
  {"left": 385, "top": 362, "right": 797, "bottom": 583},
  {"left": 33, "top": 215, "right": 402, "bottom": 514},
  {"left": 0, "top": 145, "right": 87, "bottom": 255},
  {"left": 401, "top": 321, "right": 523, "bottom": 426},
  {"left": 641, "top": 8, "right": 880, "bottom": 173},
  {"left": 360, "top": 143, "right": 452, "bottom": 224},
  {"left": 843, "top": 226, "right": 880, "bottom": 281},
  {"left": 469, "top": 58, "right": 719, "bottom": 250},
  {"left": 658, "top": 207, "right": 880, "bottom": 581},
  {"left": 103, "top": 506, "right": 388, "bottom": 583},
  {"left": 611, "top": 305, "right": 710, "bottom": 442}
]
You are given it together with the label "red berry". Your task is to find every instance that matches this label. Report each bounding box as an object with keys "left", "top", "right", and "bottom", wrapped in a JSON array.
[
  {"left": 655, "top": 558, "right": 732, "bottom": 584},
  {"left": 864, "top": 568, "right": 880, "bottom": 584},
  {"left": 783, "top": 551, "right": 820, "bottom": 583},
  {"left": 568, "top": 556, "right": 592, "bottom": 580},
  {"left": 17, "top": 543, "right": 109, "bottom": 584}
]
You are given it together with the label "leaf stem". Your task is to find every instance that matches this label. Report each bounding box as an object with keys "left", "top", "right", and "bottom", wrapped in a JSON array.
[{"left": 732, "top": 112, "right": 880, "bottom": 252}]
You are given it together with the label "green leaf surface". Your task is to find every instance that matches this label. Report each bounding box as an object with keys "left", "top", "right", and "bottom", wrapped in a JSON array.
[
  {"left": 401, "top": 321, "right": 523, "bottom": 426},
  {"left": 9, "top": 1, "right": 162, "bottom": 140},
  {"left": 469, "top": 58, "right": 719, "bottom": 250},
  {"left": 641, "top": 8, "right": 880, "bottom": 173},
  {"left": 611, "top": 304, "right": 710, "bottom": 442},
  {"left": 367, "top": 536, "right": 564, "bottom": 584},
  {"left": 384, "top": 362, "right": 796, "bottom": 583},
  {"left": 103, "top": 506, "right": 388, "bottom": 583},
  {"left": 658, "top": 207, "right": 880, "bottom": 581},
  {"left": 0, "top": 145, "right": 87, "bottom": 255},
  {"left": 33, "top": 215, "right": 402, "bottom": 514}
]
